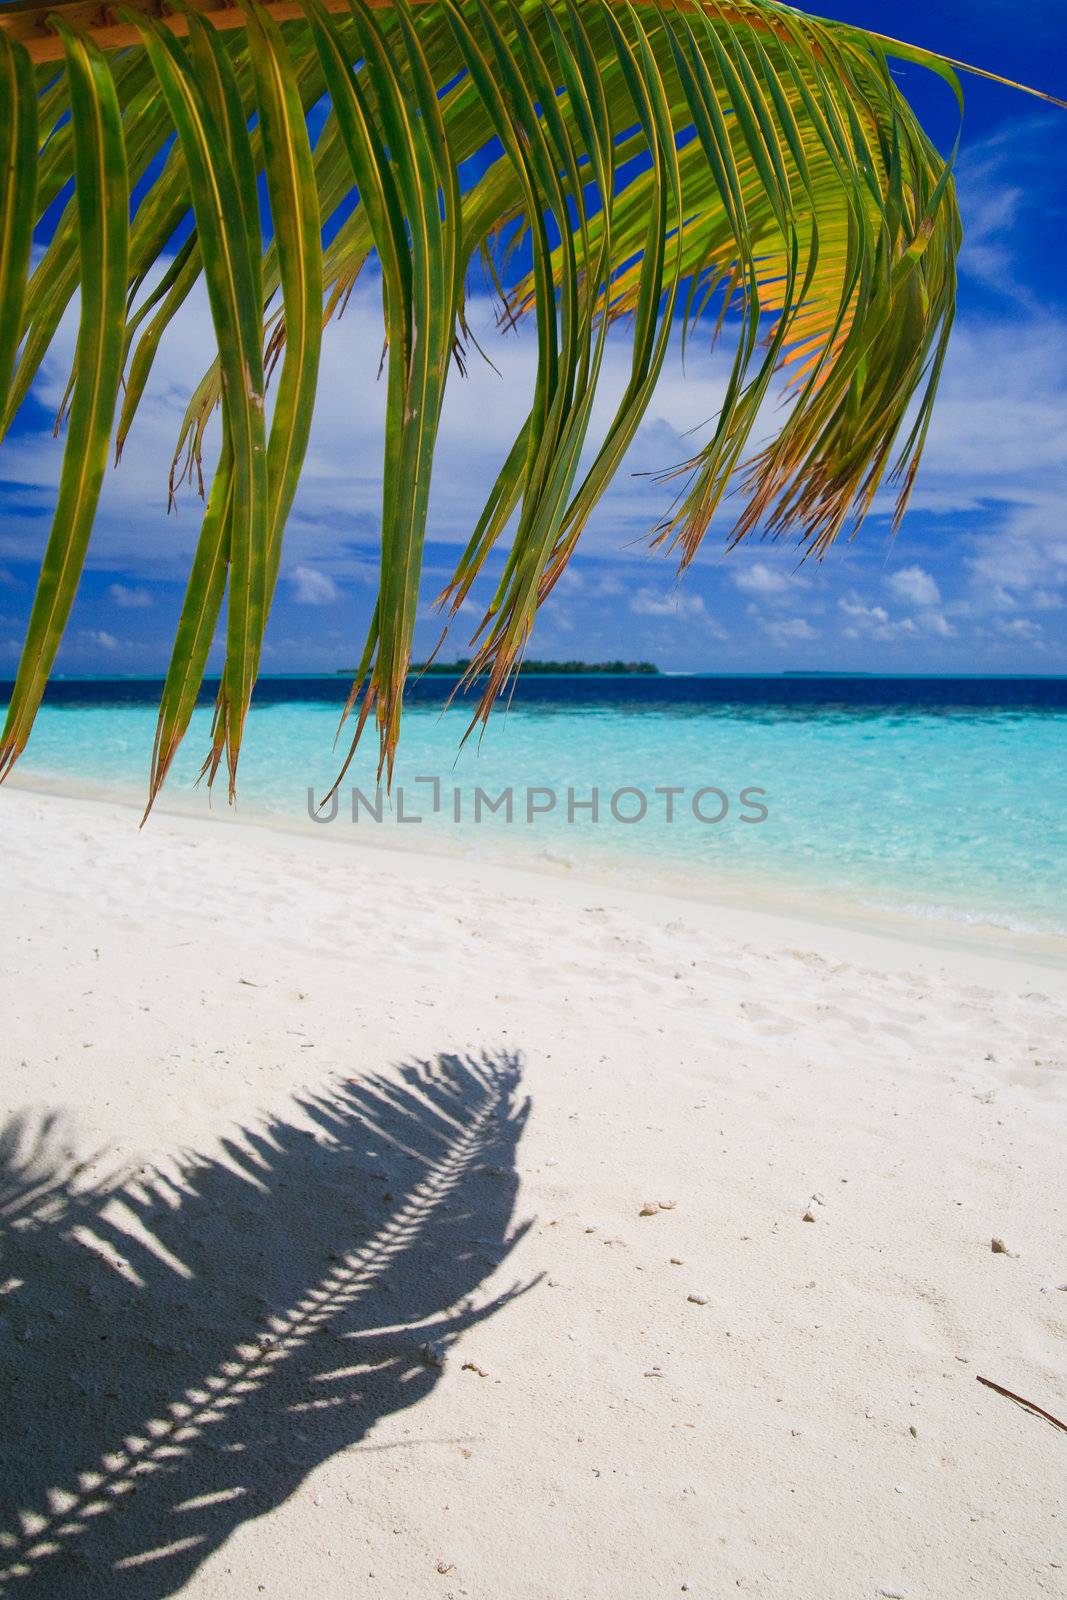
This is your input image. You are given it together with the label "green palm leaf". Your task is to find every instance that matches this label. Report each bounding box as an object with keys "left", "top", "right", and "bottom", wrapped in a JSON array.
[
  {"left": 0, "top": 0, "right": 1060, "bottom": 805},
  {"left": 0, "top": 34, "right": 36, "bottom": 420},
  {"left": 0, "top": 17, "right": 128, "bottom": 780}
]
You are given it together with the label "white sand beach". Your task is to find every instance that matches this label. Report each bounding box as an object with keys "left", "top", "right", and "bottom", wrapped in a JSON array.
[{"left": 1, "top": 783, "right": 1064, "bottom": 1599}]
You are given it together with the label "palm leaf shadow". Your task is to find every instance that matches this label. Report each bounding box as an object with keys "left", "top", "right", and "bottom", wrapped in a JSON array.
[{"left": 0, "top": 1048, "right": 533, "bottom": 1596}]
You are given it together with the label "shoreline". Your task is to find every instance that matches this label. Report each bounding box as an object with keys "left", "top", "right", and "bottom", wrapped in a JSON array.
[
  {"left": 11, "top": 672, "right": 1065, "bottom": 951},
  {"left": 8, "top": 775, "right": 1065, "bottom": 984}
]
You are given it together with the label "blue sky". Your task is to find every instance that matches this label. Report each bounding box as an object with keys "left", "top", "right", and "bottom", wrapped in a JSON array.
[{"left": 1, "top": 1, "right": 1066, "bottom": 677}]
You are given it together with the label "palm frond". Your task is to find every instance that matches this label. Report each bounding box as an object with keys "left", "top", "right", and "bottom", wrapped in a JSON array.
[
  {"left": 0, "top": 17, "right": 127, "bottom": 781},
  {"left": 0, "top": 0, "right": 1058, "bottom": 804}
]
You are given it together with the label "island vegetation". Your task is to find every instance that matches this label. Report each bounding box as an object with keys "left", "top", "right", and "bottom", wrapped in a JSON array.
[{"left": 340, "top": 659, "right": 660, "bottom": 678}]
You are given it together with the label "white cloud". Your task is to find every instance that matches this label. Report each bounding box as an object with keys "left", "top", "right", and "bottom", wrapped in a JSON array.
[
  {"left": 84, "top": 629, "right": 118, "bottom": 651},
  {"left": 886, "top": 564, "right": 940, "bottom": 607},
  {"left": 965, "top": 523, "right": 1067, "bottom": 606},
  {"left": 838, "top": 578, "right": 956, "bottom": 645},
  {"left": 553, "top": 565, "right": 624, "bottom": 599},
  {"left": 731, "top": 560, "right": 798, "bottom": 599},
  {"left": 629, "top": 586, "right": 706, "bottom": 618},
  {"left": 836, "top": 593, "right": 924, "bottom": 643},
  {"left": 765, "top": 617, "right": 817, "bottom": 644},
  {"left": 839, "top": 595, "right": 890, "bottom": 625},
  {"left": 291, "top": 564, "right": 342, "bottom": 605},
  {"left": 108, "top": 582, "right": 153, "bottom": 609},
  {"left": 994, "top": 616, "right": 1043, "bottom": 641},
  {"left": 954, "top": 118, "right": 1059, "bottom": 308}
]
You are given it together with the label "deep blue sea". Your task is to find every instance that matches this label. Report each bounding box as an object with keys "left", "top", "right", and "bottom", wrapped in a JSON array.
[{"left": 5, "top": 673, "right": 1065, "bottom": 936}]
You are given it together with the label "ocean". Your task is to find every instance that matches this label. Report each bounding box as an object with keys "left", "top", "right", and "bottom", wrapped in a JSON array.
[{"left": 5, "top": 673, "right": 1065, "bottom": 937}]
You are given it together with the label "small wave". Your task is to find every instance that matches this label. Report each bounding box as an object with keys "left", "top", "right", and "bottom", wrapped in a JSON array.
[{"left": 856, "top": 894, "right": 1066, "bottom": 939}]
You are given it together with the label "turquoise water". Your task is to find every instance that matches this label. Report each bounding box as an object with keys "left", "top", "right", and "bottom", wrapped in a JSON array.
[{"left": 9, "top": 677, "right": 1066, "bottom": 936}]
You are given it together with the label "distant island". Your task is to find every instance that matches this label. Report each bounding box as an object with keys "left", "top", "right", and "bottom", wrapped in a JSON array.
[{"left": 336, "top": 659, "right": 660, "bottom": 677}]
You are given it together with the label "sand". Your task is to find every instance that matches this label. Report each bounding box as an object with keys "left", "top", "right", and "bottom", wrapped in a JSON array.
[{"left": 1, "top": 783, "right": 1064, "bottom": 1599}]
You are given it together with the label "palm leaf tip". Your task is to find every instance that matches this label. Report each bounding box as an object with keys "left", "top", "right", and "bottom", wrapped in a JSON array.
[{"left": 0, "top": 0, "right": 1056, "bottom": 803}]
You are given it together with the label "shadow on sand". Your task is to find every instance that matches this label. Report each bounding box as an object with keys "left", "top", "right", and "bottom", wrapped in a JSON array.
[{"left": 0, "top": 1049, "right": 532, "bottom": 1596}]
